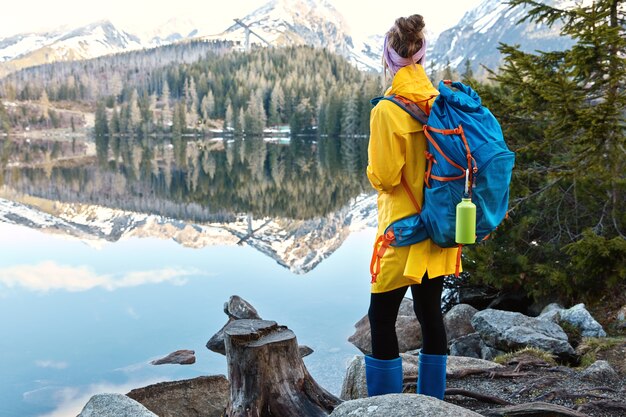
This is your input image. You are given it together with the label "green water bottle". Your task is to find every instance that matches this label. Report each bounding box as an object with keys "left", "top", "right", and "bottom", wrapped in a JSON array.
[{"left": 456, "top": 169, "right": 476, "bottom": 244}]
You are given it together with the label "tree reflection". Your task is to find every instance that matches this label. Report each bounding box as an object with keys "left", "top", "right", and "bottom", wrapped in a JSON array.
[{"left": 0, "top": 134, "right": 371, "bottom": 222}]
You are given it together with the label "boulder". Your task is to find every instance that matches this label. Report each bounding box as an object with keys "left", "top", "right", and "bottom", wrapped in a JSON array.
[
  {"left": 560, "top": 304, "right": 606, "bottom": 337},
  {"left": 580, "top": 360, "right": 619, "bottom": 383},
  {"left": 444, "top": 304, "right": 478, "bottom": 342},
  {"left": 539, "top": 303, "right": 607, "bottom": 337},
  {"left": 340, "top": 354, "right": 502, "bottom": 400},
  {"left": 151, "top": 349, "right": 196, "bottom": 365},
  {"left": 330, "top": 393, "right": 483, "bottom": 417},
  {"left": 207, "top": 295, "right": 262, "bottom": 355},
  {"left": 78, "top": 393, "right": 157, "bottom": 417},
  {"left": 449, "top": 332, "right": 504, "bottom": 360},
  {"left": 348, "top": 298, "right": 422, "bottom": 355},
  {"left": 471, "top": 309, "right": 575, "bottom": 357},
  {"left": 127, "top": 376, "right": 229, "bottom": 417}
]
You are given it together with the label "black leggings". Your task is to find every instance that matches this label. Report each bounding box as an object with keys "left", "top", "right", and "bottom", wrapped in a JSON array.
[{"left": 368, "top": 274, "right": 447, "bottom": 360}]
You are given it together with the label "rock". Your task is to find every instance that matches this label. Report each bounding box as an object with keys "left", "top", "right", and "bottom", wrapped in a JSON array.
[
  {"left": 330, "top": 393, "right": 483, "bottom": 417},
  {"left": 299, "top": 345, "right": 314, "bottom": 358},
  {"left": 340, "top": 355, "right": 368, "bottom": 400},
  {"left": 450, "top": 333, "right": 483, "bottom": 358},
  {"left": 151, "top": 349, "right": 196, "bottom": 365},
  {"left": 207, "top": 295, "right": 262, "bottom": 355},
  {"left": 471, "top": 309, "right": 575, "bottom": 357},
  {"left": 78, "top": 393, "right": 157, "bottom": 417},
  {"left": 449, "top": 333, "right": 503, "bottom": 360},
  {"left": 444, "top": 304, "right": 478, "bottom": 342},
  {"left": 617, "top": 305, "right": 626, "bottom": 328},
  {"left": 340, "top": 354, "right": 502, "bottom": 400},
  {"left": 127, "top": 376, "right": 229, "bottom": 417},
  {"left": 348, "top": 298, "right": 422, "bottom": 355},
  {"left": 560, "top": 304, "right": 607, "bottom": 337},
  {"left": 580, "top": 360, "right": 619, "bottom": 383},
  {"left": 539, "top": 303, "right": 607, "bottom": 337},
  {"left": 446, "top": 355, "right": 504, "bottom": 376},
  {"left": 224, "top": 295, "right": 261, "bottom": 320}
]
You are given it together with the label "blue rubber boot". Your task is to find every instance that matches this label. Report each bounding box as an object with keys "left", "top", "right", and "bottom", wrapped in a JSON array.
[
  {"left": 364, "top": 355, "right": 403, "bottom": 396},
  {"left": 417, "top": 352, "right": 447, "bottom": 399}
]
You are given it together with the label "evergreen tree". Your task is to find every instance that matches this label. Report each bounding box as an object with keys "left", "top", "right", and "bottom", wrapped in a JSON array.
[
  {"left": 443, "top": 59, "right": 454, "bottom": 81},
  {"left": 39, "top": 90, "right": 50, "bottom": 126},
  {"left": 201, "top": 90, "right": 215, "bottom": 123},
  {"left": 161, "top": 80, "right": 172, "bottom": 128},
  {"left": 129, "top": 89, "right": 141, "bottom": 130},
  {"left": 461, "top": 59, "right": 474, "bottom": 84},
  {"left": 469, "top": 0, "right": 626, "bottom": 302},
  {"left": 341, "top": 95, "right": 359, "bottom": 137},
  {"left": 225, "top": 99, "right": 234, "bottom": 130},
  {"left": 244, "top": 88, "right": 267, "bottom": 136}
]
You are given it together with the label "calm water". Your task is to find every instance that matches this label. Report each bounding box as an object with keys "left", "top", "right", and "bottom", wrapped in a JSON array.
[{"left": 0, "top": 134, "right": 376, "bottom": 417}]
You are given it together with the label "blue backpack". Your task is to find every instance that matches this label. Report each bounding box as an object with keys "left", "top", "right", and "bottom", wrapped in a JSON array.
[{"left": 369, "top": 81, "right": 515, "bottom": 282}]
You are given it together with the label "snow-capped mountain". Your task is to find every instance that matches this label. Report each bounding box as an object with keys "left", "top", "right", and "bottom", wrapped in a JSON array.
[
  {"left": 213, "top": 0, "right": 350, "bottom": 50},
  {"left": 429, "top": 0, "right": 574, "bottom": 78},
  {"left": 204, "top": 0, "right": 380, "bottom": 71},
  {"left": 0, "top": 0, "right": 383, "bottom": 77},
  {"left": 0, "top": 20, "right": 144, "bottom": 76},
  {"left": 0, "top": 194, "right": 377, "bottom": 274}
]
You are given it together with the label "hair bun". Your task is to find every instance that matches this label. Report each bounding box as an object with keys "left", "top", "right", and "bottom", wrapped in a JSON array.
[{"left": 395, "top": 15, "right": 425, "bottom": 39}]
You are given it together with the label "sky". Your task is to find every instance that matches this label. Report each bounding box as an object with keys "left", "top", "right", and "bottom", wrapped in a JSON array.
[{"left": 0, "top": 0, "right": 484, "bottom": 39}]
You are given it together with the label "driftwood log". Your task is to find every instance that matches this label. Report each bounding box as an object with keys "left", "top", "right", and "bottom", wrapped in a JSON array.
[{"left": 224, "top": 319, "right": 340, "bottom": 417}]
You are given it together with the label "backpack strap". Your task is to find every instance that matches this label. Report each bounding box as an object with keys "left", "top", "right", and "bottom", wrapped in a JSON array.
[{"left": 371, "top": 94, "right": 431, "bottom": 125}]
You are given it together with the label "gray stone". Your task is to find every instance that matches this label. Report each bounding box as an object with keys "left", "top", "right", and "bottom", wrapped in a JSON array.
[
  {"left": 617, "top": 305, "right": 626, "bottom": 329},
  {"left": 581, "top": 360, "right": 619, "bottom": 383},
  {"left": 449, "top": 333, "right": 504, "bottom": 361},
  {"left": 224, "top": 295, "right": 261, "bottom": 320},
  {"left": 299, "top": 345, "right": 314, "bottom": 358},
  {"left": 560, "top": 304, "right": 606, "bottom": 337},
  {"left": 78, "top": 393, "right": 157, "bottom": 417},
  {"left": 330, "top": 393, "right": 483, "bottom": 417},
  {"left": 348, "top": 298, "right": 421, "bottom": 355},
  {"left": 151, "top": 349, "right": 196, "bottom": 365},
  {"left": 539, "top": 303, "right": 607, "bottom": 337},
  {"left": 127, "top": 375, "right": 229, "bottom": 417},
  {"left": 472, "top": 309, "right": 575, "bottom": 357},
  {"left": 450, "top": 333, "right": 482, "bottom": 358},
  {"left": 444, "top": 304, "right": 478, "bottom": 342},
  {"left": 340, "top": 354, "right": 502, "bottom": 400},
  {"left": 207, "top": 295, "right": 263, "bottom": 355}
]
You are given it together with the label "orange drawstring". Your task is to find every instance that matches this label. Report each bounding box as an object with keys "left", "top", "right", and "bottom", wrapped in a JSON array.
[
  {"left": 370, "top": 230, "right": 396, "bottom": 283},
  {"left": 455, "top": 244, "right": 463, "bottom": 278}
]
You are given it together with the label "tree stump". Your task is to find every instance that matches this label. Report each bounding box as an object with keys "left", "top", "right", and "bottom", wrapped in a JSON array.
[{"left": 224, "top": 319, "right": 340, "bottom": 417}]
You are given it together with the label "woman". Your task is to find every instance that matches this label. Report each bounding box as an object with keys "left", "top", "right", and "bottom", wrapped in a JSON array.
[{"left": 365, "top": 14, "right": 459, "bottom": 400}]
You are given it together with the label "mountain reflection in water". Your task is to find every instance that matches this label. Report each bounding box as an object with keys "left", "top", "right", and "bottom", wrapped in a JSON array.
[{"left": 0, "top": 134, "right": 377, "bottom": 272}]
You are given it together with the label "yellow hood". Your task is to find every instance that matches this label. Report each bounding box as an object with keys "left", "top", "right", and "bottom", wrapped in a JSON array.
[{"left": 387, "top": 64, "right": 439, "bottom": 111}]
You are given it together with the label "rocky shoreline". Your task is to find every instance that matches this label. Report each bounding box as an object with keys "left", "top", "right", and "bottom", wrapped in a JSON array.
[{"left": 76, "top": 295, "right": 626, "bottom": 417}]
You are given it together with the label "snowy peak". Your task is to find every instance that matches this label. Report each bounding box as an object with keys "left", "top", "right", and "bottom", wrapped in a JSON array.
[
  {"left": 0, "top": 20, "right": 145, "bottom": 76},
  {"left": 215, "top": 0, "right": 354, "bottom": 55},
  {"left": 429, "top": 0, "right": 573, "bottom": 78}
]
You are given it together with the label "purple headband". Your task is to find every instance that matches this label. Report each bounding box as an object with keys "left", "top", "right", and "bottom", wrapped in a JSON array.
[{"left": 383, "top": 34, "right": 427, "bottom": 76}]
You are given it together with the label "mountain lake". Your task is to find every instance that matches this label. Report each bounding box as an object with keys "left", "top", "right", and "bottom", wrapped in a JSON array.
[{"left": 0, "top": 133, "right": 379, "bottom": 417}]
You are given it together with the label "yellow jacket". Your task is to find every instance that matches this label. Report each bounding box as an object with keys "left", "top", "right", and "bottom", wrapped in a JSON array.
[{"left": 367, "top": 64, "right": 460, "bottom": 293}]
